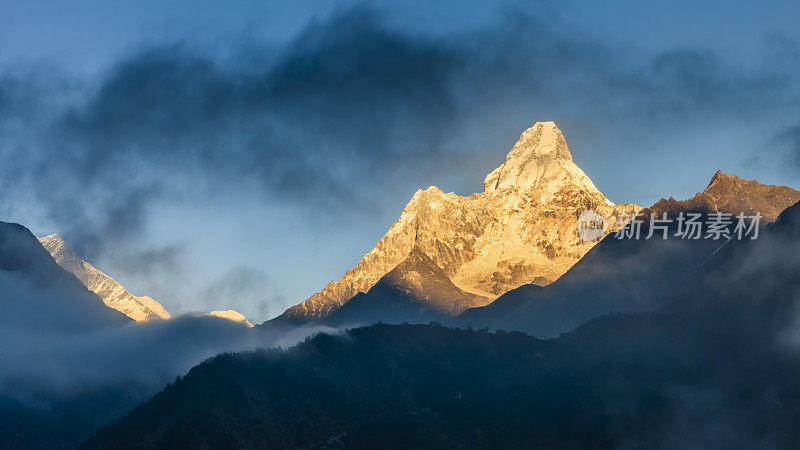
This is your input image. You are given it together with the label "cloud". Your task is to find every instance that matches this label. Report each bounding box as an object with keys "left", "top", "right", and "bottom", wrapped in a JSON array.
[
  {"left": 0, "top": 300, "right": 339, "bottom": 449},
  {"left": 115, "top": 242, "right": 185, "bottom": 278},
  {"left": 773, "top": 125, "right": 800, "bottom": 168},
  {"left": 0, "top": 219, "right": 333, "bottom": 413},
  {"left": 0, "top": 276, "right": 330, "bottom": 403},
  {"left": 52, "top": 7, "right": 463, "bottom": 192},
  {"left": 198, "top": 266, "right": 283, "bottom": 322},
  {"left": 1, "top": 5, "right": 799, "bottom": 262},
  {"left": 0, "top": 7, "right": 466, "bottom": 259}
]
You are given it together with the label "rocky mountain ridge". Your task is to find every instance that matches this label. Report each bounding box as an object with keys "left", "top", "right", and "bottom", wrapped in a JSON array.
[
  {"left": 645, "top": 170, "right": 800, "bottom": 221},
  {"left": 39, "top": 234, "right": 255, "bottom": 325},
  {"left": 83, "top": 198, "right": 800, "bottom": 449},
  {"left": 39, "top": 234, "right": 171, "bottom": 322},
  {"left": 281, "top": 121, "right": 640, "bottom": 322},
  {"left": 458, "top": 172, "right": 800, "bottom": 337}
]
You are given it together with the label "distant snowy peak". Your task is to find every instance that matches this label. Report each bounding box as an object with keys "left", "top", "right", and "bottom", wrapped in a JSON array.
[
  {"left": 39, "top": 234, "right": 171, "bottom": 322},
  {"left": 39, "top": 235, "right": 262, "bottom": 325},
  {"left": 206, "top": 310, "right": 254, "bottom": 327}
]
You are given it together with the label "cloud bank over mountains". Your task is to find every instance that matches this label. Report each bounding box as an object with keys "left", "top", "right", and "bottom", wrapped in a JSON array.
[{"left": 2, "top": 5, "right": 799, "bottom": 318}]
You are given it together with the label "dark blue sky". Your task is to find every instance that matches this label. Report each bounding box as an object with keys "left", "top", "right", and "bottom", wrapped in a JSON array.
[{"left": 1, "top": 0, "right": 799, "bottom": 321}]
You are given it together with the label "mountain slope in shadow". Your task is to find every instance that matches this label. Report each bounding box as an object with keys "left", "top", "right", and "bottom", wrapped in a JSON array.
[
  {"left": 323, "top": 246, "right": 490, "bottom": 327},
  {"left": 39, "top": 234, "right": 171, "bottom": 322},
  {"left": 83, "top": 202, "right": 800, "bottom": 449},
  {"left": 456, "top": 173, "right": 799, "bottom": 337},
  {"left": 0, "top": 221, "right": 130, "bottom": 332}
]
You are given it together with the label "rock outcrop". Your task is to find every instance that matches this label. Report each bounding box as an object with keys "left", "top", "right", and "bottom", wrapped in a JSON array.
[{"left": 646, "top": 170, "right": 800, "bottom": 221}]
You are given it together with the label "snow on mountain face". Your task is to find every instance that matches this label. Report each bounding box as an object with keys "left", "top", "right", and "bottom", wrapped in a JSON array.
[
  {"left": 206, "top": 310, "right": 254, "bottom": 327},
  {"left": 281, "top": 122, "right": 640, "bottom": 322},
  {"left": 483, "top": 122, "right": 611, "bottom": 205},
  {"left": 39, "top": 234, "right": 171, "bottom": 322}
]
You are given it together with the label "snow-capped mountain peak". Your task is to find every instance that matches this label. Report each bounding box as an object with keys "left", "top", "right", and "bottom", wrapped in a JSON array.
[
  {"left": 39, "top": 234, "right": 262, "bottom": 326},
  {"left": 483, "top": 122, "right": 610, "bottom": 205},
  {"left": 39, "top": 234, "right": 171, "bottom": 322},
  {"left": 279, "top": 121, "right": 640, "bottom": 322}
]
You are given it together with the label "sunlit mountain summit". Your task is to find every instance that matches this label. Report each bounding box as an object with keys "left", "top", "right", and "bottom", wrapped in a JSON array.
[{"left": 281, "top": 121, "right": 640, "bottom": 323}]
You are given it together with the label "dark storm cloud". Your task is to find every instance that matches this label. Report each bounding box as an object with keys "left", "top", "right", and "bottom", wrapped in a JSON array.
[
  {"left": 1, "top": 7, "right": 466, "bottom": 257},
  {"left": 56, "top": 8, "right": 461, "bottom": 196},
  {"left": 1, "top": 6, "right": 799, "bottom": 258}
]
